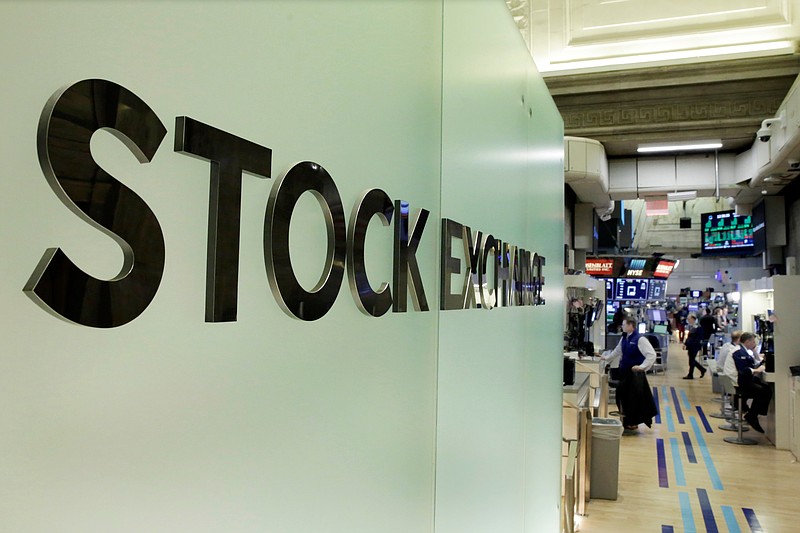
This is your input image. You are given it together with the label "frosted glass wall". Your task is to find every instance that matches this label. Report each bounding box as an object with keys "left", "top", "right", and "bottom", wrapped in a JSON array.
[
  {"left": 0, "top": 1, "right": 563, "bottom": 531},
  {"left": 436, "top": 3, "right": 565, "bottom": 532}
]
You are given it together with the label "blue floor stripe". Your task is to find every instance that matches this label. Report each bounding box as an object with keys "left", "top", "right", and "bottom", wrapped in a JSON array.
[
  {"left": 697, "top": 488, "right": 719, "bottom": 533},
  {"left": 670, "top": 437, "right": 686, "bottom": 486},
  {"left": 690, "top": 417, "right": 724, "bottom": 490},
  {"left": 695, "top": 405, "right": 714, "bottom": 433},
  {"left": 654, "top": 386, "right": 661, "bottom": 424},
  {"left": 662, "top": 386, "right": 670, "bottom": 406},
  {"left": 671, "top": 387, "right": 686, "bottom": 424},
  {"left": 722, "top": 506, "right": 741, "bottom": 533},
  {"left": 661, "top": 526, "right": 675, "bottom": 533},
  {"left": 743, "top": 508, "right": 765, "bottom": 532},
  {"left": 679, "top": 491, "right": 696, "bottom": 533},
  {"left": 665, "top": 404, "right": 676, "bottom": 432},
  {"left": 679, "top": 388, "right": 692, "bottom": 411},
  {"left": 656, "top": 438, "right": 669, "bottom": 488},
  {"left": 682, "top": 431, "right": 697, "bottom": 464}
]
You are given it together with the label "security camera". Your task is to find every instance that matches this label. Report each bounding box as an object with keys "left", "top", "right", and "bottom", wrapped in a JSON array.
[
  {"left": 756, "top": 120, "right": 772, "bottom": 142},
  {"left": 757, "top": 116, "right": 783, "bottom": 142},
  {"left": 595, "top": 200, "right": 614, "bottom": 222}
]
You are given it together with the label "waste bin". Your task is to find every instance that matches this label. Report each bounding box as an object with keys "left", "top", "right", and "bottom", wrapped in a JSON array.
[{"left": 590, "top": 417, "right": 624, "bottom": 500}]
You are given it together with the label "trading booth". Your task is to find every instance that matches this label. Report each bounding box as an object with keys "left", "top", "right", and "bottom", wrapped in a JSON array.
[{"left": 585, "top": 256, "right": 676, "bottom": 371}]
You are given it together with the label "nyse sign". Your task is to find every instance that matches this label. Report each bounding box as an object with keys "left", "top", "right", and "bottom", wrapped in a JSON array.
[{"left": 25, "top": 79, "right": 546, "bottom": 328}]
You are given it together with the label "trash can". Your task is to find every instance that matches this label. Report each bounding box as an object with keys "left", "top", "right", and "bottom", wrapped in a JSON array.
[{"left": 590, "top": 417, "right": 624, "bottom": 500}]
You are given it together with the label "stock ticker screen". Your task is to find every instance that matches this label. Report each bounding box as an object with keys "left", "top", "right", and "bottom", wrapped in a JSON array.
[{"left": 701, "top": 210, "right": 754, "bottom": 256}]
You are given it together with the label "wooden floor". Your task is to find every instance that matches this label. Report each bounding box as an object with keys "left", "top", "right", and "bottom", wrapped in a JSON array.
[{"left": 578, "top": 337, "right": 800, "bottom": 533}]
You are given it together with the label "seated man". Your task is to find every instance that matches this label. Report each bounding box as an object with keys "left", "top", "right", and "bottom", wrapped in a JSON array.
[
  {"left": 728, "top": 332, "right": 772, "bottom": 433},
  {"left": 602, "top": 317, "right": 657, "bottom": 431},
  {"left": 717, "top": 330, "right": 741, "bottom": 376}
]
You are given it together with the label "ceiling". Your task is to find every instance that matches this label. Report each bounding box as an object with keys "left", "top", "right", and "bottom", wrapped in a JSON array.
[
  {"left": 504, "top": 0, "right": 800, "bottom": 258},
  {"left": 505, "top": 0, "right": 800, "bottom": 159},
  {"left": 543, "top": 55, "right": 800, "bottom": 159}
]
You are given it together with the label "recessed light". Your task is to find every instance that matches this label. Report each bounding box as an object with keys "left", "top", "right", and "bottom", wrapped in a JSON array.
[{"left": 637, "top": 140, "right": 722, "bottom": 153}]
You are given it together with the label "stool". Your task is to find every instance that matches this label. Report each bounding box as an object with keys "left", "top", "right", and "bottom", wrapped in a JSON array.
[
  {"left": 709, "top": 392, "right": 732, "bottom": 418},
  {"left": 724, "top": 388, "right": 757, "bottom": 446},
  {"left": 711, "top": 374, "right": 736, "bottom": 420}
]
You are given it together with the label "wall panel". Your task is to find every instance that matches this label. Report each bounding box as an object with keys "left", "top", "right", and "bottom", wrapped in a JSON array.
[{"left": 0, "top": 2, "right": 564, "bottom": 531}]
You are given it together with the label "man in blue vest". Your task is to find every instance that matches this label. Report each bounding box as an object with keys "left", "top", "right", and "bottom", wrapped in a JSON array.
[
  {"left": 603, "top": 317, "right": 657, "bottom": 430},
  {"left": 730, "top": 332, "right": 771, "bottom": 433}
]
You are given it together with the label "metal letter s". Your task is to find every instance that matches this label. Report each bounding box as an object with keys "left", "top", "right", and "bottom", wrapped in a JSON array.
[{"left": 25, "top": 79, "right": 167, "bottom": 328}]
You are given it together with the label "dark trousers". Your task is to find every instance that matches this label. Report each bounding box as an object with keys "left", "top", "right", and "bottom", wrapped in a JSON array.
[
  {"left": 740, "top": 379, "right": 772, "bottom": 416},
  {"left": 686, "top": 346, "right": 704, "bottom": 376}
]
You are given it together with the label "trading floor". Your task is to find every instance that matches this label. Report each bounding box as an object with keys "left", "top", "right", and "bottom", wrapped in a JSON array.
[{"left": 580, "top": 337, "right": 800, "bottom": 533}]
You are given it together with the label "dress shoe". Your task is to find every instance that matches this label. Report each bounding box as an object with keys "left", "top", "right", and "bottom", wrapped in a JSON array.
[
  {"left": 700, "top": 368, "right": 707, "bottom": 378},
  {"left": 682, "top": 375, "right": 694, "bottom": 379},
  {"left": 745, "top": 413, "right": 764, "bottom": 433}
]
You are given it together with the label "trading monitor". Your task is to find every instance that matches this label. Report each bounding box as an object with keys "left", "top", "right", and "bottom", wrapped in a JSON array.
[
  {"left": 701, "top": 210, "right": 754, "bottom": 256},
  {"left": 647, "top": 308, "right": 667, "bottom": 322}
]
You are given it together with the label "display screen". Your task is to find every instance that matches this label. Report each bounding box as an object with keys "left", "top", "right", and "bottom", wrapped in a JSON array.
[
  {"left": 647, "top": 308, "right": 667, "bottom": 322},
  {"left": 690, "top": 290, "right": 702, "bottom": 298},
  {"left": 701, "top": 210, "right": 754, "bottom": 256},
  {"left": 585, "top": 258, "right": 617, "bottom": 277},
  {"left": 648, "top": 279, "right": 667, "bottom": 300},
  {"left": 653, "top": 259, "right": 676, "bottom": 279},
  {"left": 604, "top": 278, "right": 615, "bottom": 301},
  {"left": 623, "top": 257, "right": 649, "bottom": 278},
  {"left": 614, "top": 278, "right": 649, "bottom": 300}
]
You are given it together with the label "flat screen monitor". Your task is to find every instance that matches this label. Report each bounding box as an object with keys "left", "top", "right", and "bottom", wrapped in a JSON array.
[
  {"left": 648, "top": 279, "right": 667, "bottom": 300},
  {"left": 585, "top": 258, "right": 618, "bottom": 277},
  {"left": 637, "top": 322, "right": 647, "bottom": 334},
  {"left": 653, "top": 324, "right": 668, "bottom": 334},
  {"left": 604, "top": 278, "right": 615, "bottom": 301},
  {"left": 688, "top": 303, "right": 699, "bottom": 312},
  {"left": 623, "top": 257, "right": 649, "bottom": 278},
  {"left": 614, "top": 278, "right": 649, "bottom": 301},
  {"left": 690, "top": 290, "right": 702, "bottom": 298},
  {"left": 647, "top": 308, "right": 667, "bottom": 322},
  {"left": 701, "top": 210, "right": 754, "bottom": 256},
  {"left": 653, "top": 259, "right": 676, "bottom": 278}
]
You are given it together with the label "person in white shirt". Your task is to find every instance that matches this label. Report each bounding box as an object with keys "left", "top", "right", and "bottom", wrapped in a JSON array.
[
  {"left": 603, "top": 317, "right": 657, "bottom": 430},
  {"left": 722, "top": 331, "right": 744, "bottom": 384},
  {"left": 717, "top": 330, "right": 742, "bottom": 377}
]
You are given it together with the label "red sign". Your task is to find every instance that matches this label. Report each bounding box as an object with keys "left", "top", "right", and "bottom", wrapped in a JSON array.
[
  {"left": 585, "top": 258, "right": 615, "bottom": 277},
  {"left": 653, "top": 260, "right": 676, "bottom": 278}
]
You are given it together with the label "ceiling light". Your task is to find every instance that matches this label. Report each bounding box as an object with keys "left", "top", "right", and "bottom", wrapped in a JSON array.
[
  {"left": 637, "top": 140, "right": 722, "bottom": 153},
  {"left": 667, "top": 191, "right": 697, "bottom": 201}
]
